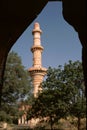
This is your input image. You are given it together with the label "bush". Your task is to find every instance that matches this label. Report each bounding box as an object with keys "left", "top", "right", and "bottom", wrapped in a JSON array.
[
  {"left": 0, "top": 111, "right": 7, "bottom": 122},
  {"left": 0, "top": 111, "right": 12, "bottom": 123}
]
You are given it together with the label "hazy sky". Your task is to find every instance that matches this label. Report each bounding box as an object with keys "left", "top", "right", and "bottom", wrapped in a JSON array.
[{"left": 11, "top": 2, "right": 82, "bottom": 69}]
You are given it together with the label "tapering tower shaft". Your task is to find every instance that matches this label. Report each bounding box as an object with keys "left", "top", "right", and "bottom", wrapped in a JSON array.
[
  {"left": 31, "top": 23, "right": 43, "bottom": 67},
  {"left": 29, "top": 22, "right": 47, "bottom": 98}
]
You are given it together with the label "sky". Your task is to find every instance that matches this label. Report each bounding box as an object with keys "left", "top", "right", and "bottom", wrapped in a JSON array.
[{"left": 11, "top": 1, "right": 82, "bottom": 69}]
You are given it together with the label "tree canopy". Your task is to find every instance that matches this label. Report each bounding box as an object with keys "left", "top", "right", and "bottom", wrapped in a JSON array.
[
  {"left": 0, "top": 51, "right": 32, "bottom": 123},
  {"left": 27, "top": 60, "right": 86, "bottom": 130}
]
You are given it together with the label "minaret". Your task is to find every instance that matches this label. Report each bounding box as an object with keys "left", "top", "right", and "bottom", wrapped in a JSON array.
[{"left": 28, "top": 22, "right": 47, "bottom": 98}]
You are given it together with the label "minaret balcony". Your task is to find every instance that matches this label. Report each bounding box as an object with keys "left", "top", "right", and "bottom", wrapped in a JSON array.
[{"left": 31, "top": 45, "right": 44, "bottom": 52}]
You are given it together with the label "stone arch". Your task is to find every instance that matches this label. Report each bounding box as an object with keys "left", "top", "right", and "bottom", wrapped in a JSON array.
[{"left": 0, "top": 0, "right": 86, "bottom": 105}]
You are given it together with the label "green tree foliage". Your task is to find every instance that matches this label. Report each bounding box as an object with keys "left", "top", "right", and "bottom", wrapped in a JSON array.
[
  {"left": 27, "top": 60, "right": 86, "bottom": 130},
  {"left": 0, "top": 51, "right": 32, "bottom": 123},
  {"left": 62, "top": 61, "right": 86, "bottom": 130}
]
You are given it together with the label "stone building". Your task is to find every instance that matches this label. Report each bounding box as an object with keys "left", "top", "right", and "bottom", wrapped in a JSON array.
[
  {"left": 28, "top": 22, "right": 47, "bottom": 97},
  {"left": 18, "top": 22, "right": 47, "bottom": 126}
]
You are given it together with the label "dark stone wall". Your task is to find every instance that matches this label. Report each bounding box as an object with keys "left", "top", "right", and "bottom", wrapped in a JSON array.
[
  {"left": 0, "top": 0, "right": 48, "bottom": 105},
  {"left": 62, "top": 0, "right": 87, "bottom": 91}
]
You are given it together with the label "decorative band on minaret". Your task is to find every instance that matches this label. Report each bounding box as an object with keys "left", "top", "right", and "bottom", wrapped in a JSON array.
[{"left": 28, "top": 22, "right": 47, "bottom": 98}]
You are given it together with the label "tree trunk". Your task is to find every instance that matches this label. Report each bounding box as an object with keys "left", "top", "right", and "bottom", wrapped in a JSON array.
[
  {"left": 77, "top": 117, "right": 81, "bottom": 130},
  {"left": 50, "top": 117, "right": 53, "bottom": 130},
  {"left": 0, "top": 85, "right": 2, "bottom": 108}
]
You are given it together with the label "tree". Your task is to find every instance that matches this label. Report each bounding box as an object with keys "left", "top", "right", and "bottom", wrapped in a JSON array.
[
  {"left": 62, "top": 60, "right": 86, "bottom": 130},
  {"left": 28, "top": 89, "right": 70, "bottom": 130},
  {"left": 27, "top": 61, "right": 86, "bottom": 129},
  {"left": 27, "top": 66, "right": 72, "bottom": 129},
  {"left": 0, "top": 51, "right": 32, "bottom": 123},
  {"left": 59, "top": 60, "right": 86, "bottom": 130}
]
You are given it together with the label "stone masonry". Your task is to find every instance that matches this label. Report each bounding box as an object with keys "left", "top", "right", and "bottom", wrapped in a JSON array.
[{"left": 28, "top": 22, "right": 47, "bottom": 97}]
